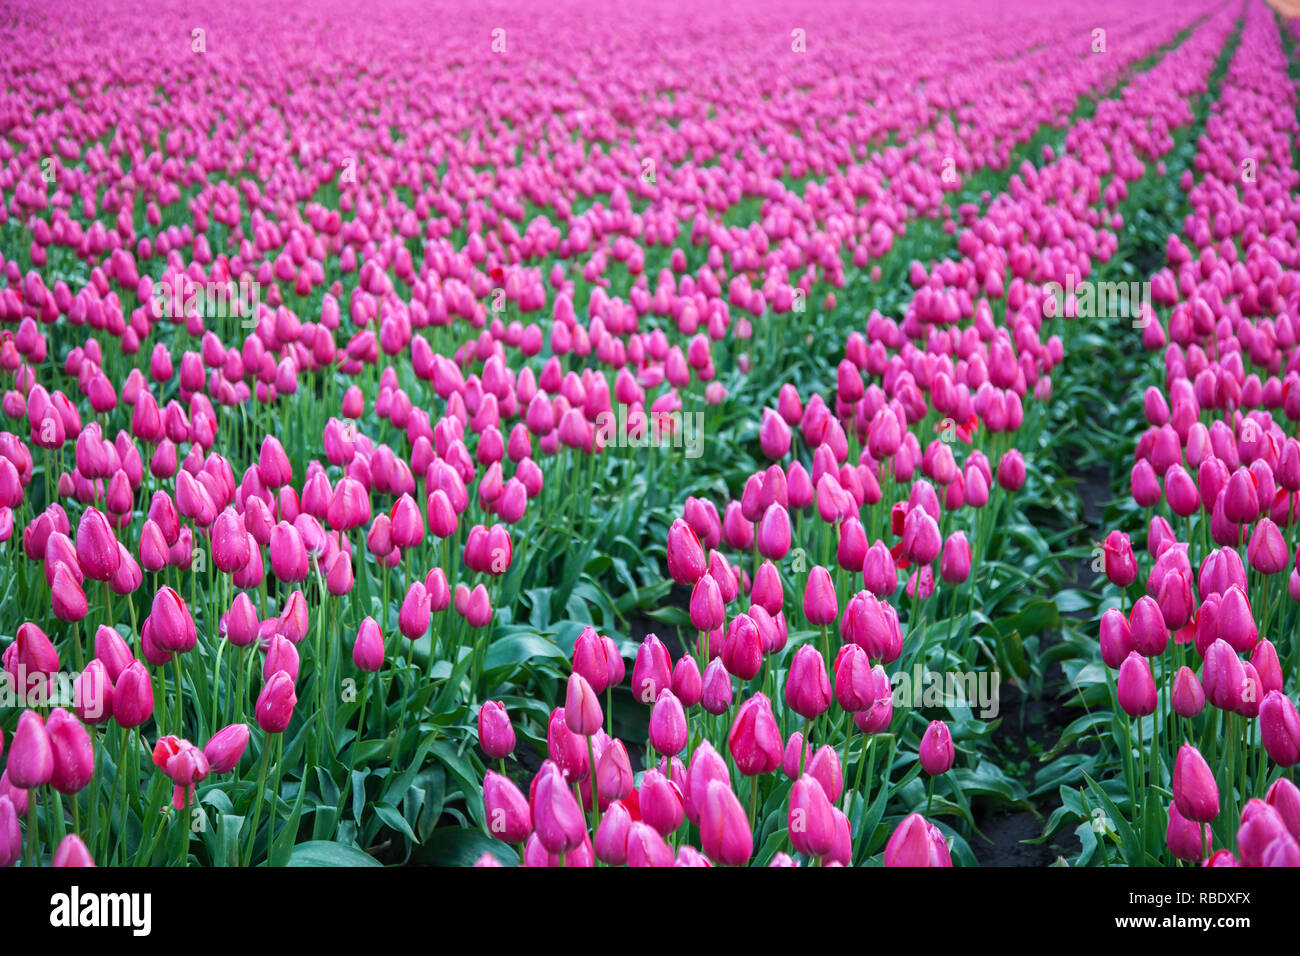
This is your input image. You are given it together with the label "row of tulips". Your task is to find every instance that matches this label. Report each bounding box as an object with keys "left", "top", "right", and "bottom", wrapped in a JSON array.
[{"left": 1094, "top": 0, "right": 1300, "bottom": 866}]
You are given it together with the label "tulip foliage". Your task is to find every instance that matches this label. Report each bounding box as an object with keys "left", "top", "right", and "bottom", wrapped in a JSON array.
[{"left": 1, "top": 0, "right": 1299, "bottom": 869}]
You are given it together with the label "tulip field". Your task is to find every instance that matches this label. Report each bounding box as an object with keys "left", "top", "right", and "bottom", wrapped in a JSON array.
[{"left": 3, "top": 0, "right": 1300, "bottom": 878}]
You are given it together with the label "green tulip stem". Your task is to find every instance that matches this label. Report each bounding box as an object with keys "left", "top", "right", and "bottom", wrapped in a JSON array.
[{"left": 243, "top": 735, "right": 273, "bottom": 867}]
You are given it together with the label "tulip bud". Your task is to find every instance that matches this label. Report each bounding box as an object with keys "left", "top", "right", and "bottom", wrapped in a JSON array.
[
  {"left": 671, "top": 654, "right": 703, "bottom": 707},
  {"left": 224, "top": 592, "right": 260, "bottom": 648},
  {"left": 564, "top": 673, "right": 603, "bottom": 737},
  {"left": 203, "top": 723, "right": 250, "bottom": 774},
  {"left": 149, "top": 585, "right": 196, "bottom": 653},
  {"left": 352, "top": 616, "right": 385, "bottom": 672},
  {"left": 484, "top": 771, "right": 532, "bottom": 844},
  {"left": 1099, "top": 608, "right": 1133, "bottom": 669},
  {"left": 1130, "top": 459, "right": 1161, "bottom": 507},
  {"left": 572, "top": 626, "right": 612, "bottom": 694},
  {"left": 1155, "top": 567, "right": 1193, "bottom": 631},
  {"left": 1215, "top": 586, "right": 1258, "bottom": 654},
  {"left": 263, "top": 634, "right": 300, "bottom": 685},
  {"left": 784, "top": 644, "right": 832, "bottom": 719},
  {"left": 649, "top": 689, "right": 688, "bottom": 756},
  {"left": 1128, "top": 595, "right": 1168, "bottom": 657},
  {"left": 833, "top": 643, "right": 875, "bottom": 712},
  {"left": 1251, "top": 640, "right": 1284, "bottom": 696},
  {"left": 75, "top": 507, "right": 120, "bottom": 581},
  {"left": 255, "top": 670, "right": 297, "bottom": 734},
  {"left": 1260, "top": 690, "right": 1300, "bottom": 767},
  {"left": 112, "top": 661, "right": 154, "bottom": 729},
  {"left": 531, "top": 763, "right": 587, "bottom": 855},
  {"left": 666, "top": 519, "right": 706, "bottom": 585},
  {"left": 996, "top": 449, "right": 1026, "bottom": 492},
  {"left": 700, "top": 658, "right": 733, "bottom": 715},
  {"left": 52, "top": 834, "right": 95, "bottom": 868},
  {"left": 13, "top": 621, "right": 60, "bottom": 689},
  {"left": 1248, "top": 517, "right": 1288, "bottom": 574},
  {"left": 728, "top": 693, "right": 783, "bottom": 775},
  {"left": 47, "top": 708, "right": 94, "bottom": 795},
  {"left": 919, "top": 720, "right": 955, "bottom": 775},
  {"left": 639, "top": 769, "right": 684, "bottom": 837},
  {"left": 788, "top": 775, "right": 836, "bottom": 858},
  {"left": 1237, "top": 799, "right": 1295, "bottom": 867},
  {"left": 756, "top": 504, "right": 792, "bottom": 560},
  {"left": 751, "top": 560, "right": 784, "bottom": 615},
  {"left": 625, "top": 820, "right": 674, "bottom": 867},
  {"left": 597, "top": 739, "right": 634, "bottom": 802},
  {"left": 594, "top": 800, "right": 632, "bottom": 864},
  {"left": 211, "top": 508, "right": 251, "bottom": 573},
  {"left": 1166, "top": 801, "right": 1212, "bottom": 862},
  {"left": 721, "top": 613, "right": 762, "bottom": 681},
  {"left": 50, "top": 563, "right": 88, "bottom": 623},
  {"left": 807, "top": 745, "right": 843, "bottom": 803},
  {"left": 631, "top": 635, "right": 672, "bottom": 705},
  {"left": 837, "top": 517, "right": 868, "bottom": 572},
  {"left": 268, "top": 521, "right": 309, "bottom": 583},
  {"left": 1170, "top": 666, "right": 1205, "bottom": 718},
  {"left": 258, "top": 435, "right": 292, "bottom": 488},
  {"left": 73, "top": 659, "right": 113, "bottom": 724},
  {"left": 1100, "top": 530, "right": 1137, "bottom": 587},
  {"left": 462, "top": 583, "right": 493, "bottom": 627},
  {"left": 478, "top": 701, "right": 515, "bottom": 760},
  {"left": 883, "top": 812, "right": 953, "bottom": 867},
  {"left": 1265, "top": 777, "right": 1300, "bottom": 843},
  {"left": 862, "top": 540, "right": 898, "bottom": 598},
  {"left": 0, "top": 795, "right": 19, "bottom": 868},
  {"left": 803, "top": 565, "right": 838, "bottom": 626},
  {"left": 901, "top": 507, "right": 942, "bottom": 566},
  {"left": 1223, "top": 468, "right": 1259, "bottom": 523},
  {"left": 1202, "top": 639, "right": 1248, "bottom": 712},
  {"left": 689, "top": 573, "right": 725, "bottom": 632},
  {"left": 547, "top": 708, "right": 589, "bottom": 781},
  {"left": 7, "top": 710, "right": 53, "bottom": 789},
  {"left": 1173, "top": 744, "right": 1219, "bottom": 823},
  {"left": 398, "top": 582, "right": 432, "bottom": 641},
  {"left": 939, "top": 531, "right": 971, "bottom": 583},
  {"left": 702, "top": 780, "right": 754, "bottom": 868}
]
